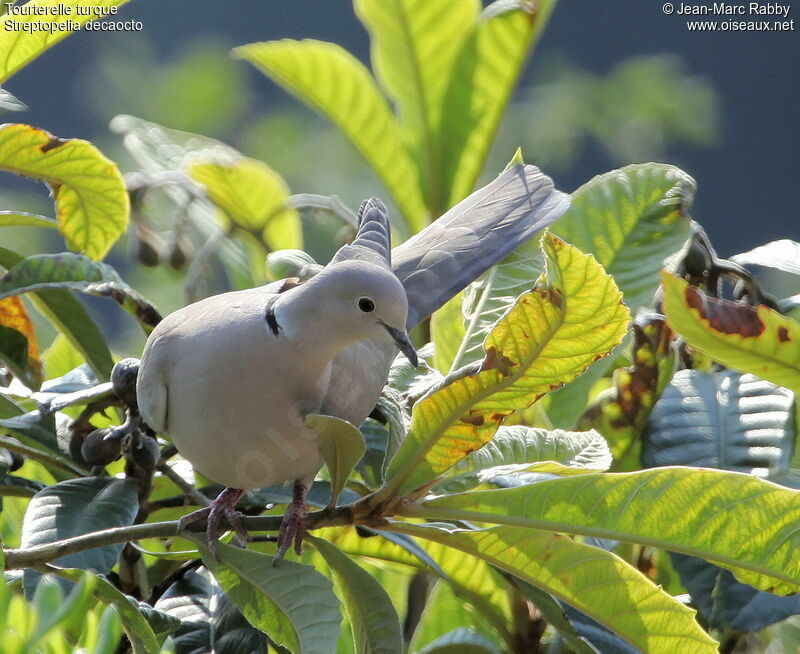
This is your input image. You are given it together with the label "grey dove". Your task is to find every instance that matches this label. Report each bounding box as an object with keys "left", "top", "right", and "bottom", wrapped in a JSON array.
[{"left": 136, "top": 163, "right": 570, "bottom": 559}]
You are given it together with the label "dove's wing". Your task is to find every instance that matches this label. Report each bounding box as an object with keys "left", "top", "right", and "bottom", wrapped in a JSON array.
[
  {"left": 394, "top": 164, "right": 570, "bottom": 328},
  {"left": 322, "top": 164, "right": 570, "bottom": 424}
]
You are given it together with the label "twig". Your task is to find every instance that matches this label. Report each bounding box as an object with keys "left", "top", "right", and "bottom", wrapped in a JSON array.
[
  {"left": 0, "top": 435, "right": 88, "bottom": 476},
  {"left": 3, "top": 505, "right": 358, "bottom": 570},
  {"left": 156, "top": 462, "right": 211, "bottom": 507},
  {"left": 286, "top": 193, "right": 357, "bottom": 226},
  {"left": 182, "top": 226, "right": 230, "bottom": 303}
]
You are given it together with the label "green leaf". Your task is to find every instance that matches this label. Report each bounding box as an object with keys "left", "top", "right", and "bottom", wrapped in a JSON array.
[
  {"left": 731, "top": 239, "right": 800, "bottom": 300},
  {"left": 201, "top": 540, "right": 342, "bottom": 654},
  {"left": 414, "top": 628, "right": 501, "bottom": 654},
  {"left": 54, "top": 569, "right": 161, "bottom": 654},
  {"left": 234, "top": 39, "right": 427, "bottom": 232},
  {"left": 308, "top": 535, "right": 403, "bottom": 654},
  {"left": 0, "top": 211, "right": 56, "bottom": 228},
  {"left": 431, "top": 292, "right": 465, "bottom": 374},
  {"left": 392, "top": 522, "right": 717, "bottom": 653},
  {"left": 450, "top": 236, "right": 544, "bottom": 371},
  {"left": 404, "top": 466, "right": 800, "bottom": 595},
  {"left": 441, "top": 1, "right": 557, "bottom": 206},
  {"left": 154, "top": 566, "right": 269, "bottom": 653},
  {"left": 0, "top": 124, "right": 129, "bottom": 259},
  {"left": 411, "top": 587, "right": 499, "bottom": 654},
  {"left": 554, "top": 164, "right": 694, "bottom": 312},
  {"left": 382, "top": 234, "right": 630, "bottom": 497},
  {"left": 307, "top": 414, "right": 365, "bottom": 508},
  {"left": 662, "top": 272, "right": 800, "bottom": 394},
  {"left": 643, "top": 369, "right": 796, "bottom": 472},
  {"left": 437, "top": 426, "right": 611, "bottom": 493},
  {"left": 545, "top": 163, "right": 694, "bottom": 427},
  {"left": 135, "top": 602, "right": 181, "bottom": 646},
  {"left": 21, "top": 477, "right": 139, "bottom": 594},
  {"left": 316, "top": 526, "right": 512, "bottom": 638},
  {"left": 0, "top": 1, "right": 132, "bottom": 82},
  {"left": 354, "top": 0, "right": 478, "bottom": 214},
  {"left": 0, "top": 409, "right": 58, "bottom": 451},
  {"left": 0, "top": 253, "right": 161, "bottom": 332},
  {"left": 189, "top": 156, "right": 302, "bottom": 250},
  {"left": 0, "top": 244, "right": 115, "bottom": 380}
]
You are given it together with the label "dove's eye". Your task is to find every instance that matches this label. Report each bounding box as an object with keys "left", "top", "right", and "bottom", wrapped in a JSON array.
[{"left": 358, "top": 297, "right": 375, "bottom": 313}]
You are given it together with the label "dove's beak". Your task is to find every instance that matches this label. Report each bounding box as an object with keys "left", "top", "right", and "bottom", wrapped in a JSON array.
[{"left": 382, "top": 323, "right": 419, "bottom": 368}]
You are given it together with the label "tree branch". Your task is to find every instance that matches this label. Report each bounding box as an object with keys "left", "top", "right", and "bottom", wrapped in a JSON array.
[{"left": 2, "top": 505, "right": 357, "bottom": 570}]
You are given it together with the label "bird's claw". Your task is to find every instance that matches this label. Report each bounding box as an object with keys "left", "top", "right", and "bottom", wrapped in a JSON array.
[
  {"left": 177, "top": 487, "right": 248, "bottom": 561},
  {"left": 274, "top": 480, "right": 309, "bottom": 565}
]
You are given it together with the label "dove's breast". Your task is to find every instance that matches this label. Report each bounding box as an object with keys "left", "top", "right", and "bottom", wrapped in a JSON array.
[{"left": 138, "top": 288, "right": 329, "bottom": 489}]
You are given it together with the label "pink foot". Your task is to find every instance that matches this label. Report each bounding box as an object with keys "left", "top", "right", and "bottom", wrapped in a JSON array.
[
  {"left": 275, "top": 481, "right": 309, "bottom": 563},
  {"left": 178, "top": 487, "right": 248, "bottom": 560}
]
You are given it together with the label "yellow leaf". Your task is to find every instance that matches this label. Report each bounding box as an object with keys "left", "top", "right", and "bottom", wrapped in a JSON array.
[
  {"left": 383, "top": 233, "right": 630, "bottom": 497},
  {"left": 0, "top": 295, "right": 41, "bottom": 383},
  {"left": 662, "top": 271, "right": 800, "bottom": 394},
  {"left": 0, "top": 124, "right": 128, "bottom": 260},
  {"left": 189, "top": 157, "right": 302, "bottom": 251},
  {"left": 0, "top": 0, "right": 131, "bottom": 83}
]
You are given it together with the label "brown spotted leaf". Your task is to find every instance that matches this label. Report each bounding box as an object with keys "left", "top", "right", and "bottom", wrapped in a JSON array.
[
  {"left": 578, "top": 313, "right": 676, "bottom": 467},
  {"left": 0, "top": 124, "right": 128, "bottom": 260},
  {"left": 382, "top": 233, "right": 630, "bottom": 498},
  {"left": 662, "top": 272, "right": 800, "bottom": 394},
  {"left": 0, "top": 296, "right": 41, "bottom": 388}
]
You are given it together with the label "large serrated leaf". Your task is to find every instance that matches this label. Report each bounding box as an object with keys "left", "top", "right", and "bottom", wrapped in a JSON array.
[
  {"left": 354, "top": 0, "right": 477, "bottom": 214},
  {"left": 234, "top": 39, "right": 427, "bottom": 232},
  {"left": 662, "top": 272, "right": 800, "bottom": 394},
  {"left": 440, "top": 0, "right": 556, "bottom": 206},
  {"left": 406, "top": 466, "right": 800, "bottom": 595},
  {"left": 644, "top": 368, "right": 799, "bottom": 633},
  {"left": 202, "top": 541, "right": 341, "bottom": 654},
  {"left": 0, "top": 1, "right": 131, "bottom": 82},
  {"left": 154, "top": 566, "right": 268, "bottom": 654},
  {"left": 0, "top": 124, "right": 128, "bottom": 259},
  {"left": 437, "top": 426, "right": 611, "bottom": 493},
  {"left": 0, "top": 253, "right": 161, "bottom": 332},
  {"left": 309, "top": 536, "right": 402, "bottom": 654},
  {"left": 450, "top": 237, "right": 544, "bottom": 371},
  {"left": 189, "top": 156, "right": 302, "bottom": 250},
  {"left": 382, "top": 233, "right": 629, "bottom": 497},
  {"left": 643, "top": 369, "right": 795, "bottom": 472},
  {"left": 21, "top": 477, "right": 139, "bottom": 594},
  {"left": 545, "top": 163, "right": 694, "bottom": 428},
  {"left": 390, "top": 522, "right": 717, "bottom": 654}
]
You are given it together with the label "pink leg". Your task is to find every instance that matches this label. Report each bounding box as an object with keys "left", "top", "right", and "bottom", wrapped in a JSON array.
[
  {"left": 178, "top": 487, "right": 248, "bottom": 560},
  {"left": 275, "top": 481, "right": 309, "bottom": 563}
]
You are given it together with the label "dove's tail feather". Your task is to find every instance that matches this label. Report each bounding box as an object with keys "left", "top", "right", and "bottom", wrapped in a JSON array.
[
  {"left": 353, "top": 197, "right": 392, "bottom": 264},
  {"left": 393, "top": 164, "right": 571, "bottom": 328},
  {"left": 331, "top": 197, "right": 393, "bottom": 267}
]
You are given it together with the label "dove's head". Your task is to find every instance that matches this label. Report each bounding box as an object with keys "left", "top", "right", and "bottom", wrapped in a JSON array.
[{"left": 298, "top": 260, "right": 417, "bottom": 366}]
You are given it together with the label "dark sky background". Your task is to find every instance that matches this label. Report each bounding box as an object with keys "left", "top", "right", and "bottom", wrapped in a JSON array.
[{"left": 3, "top": 0, "right": 799, "bottom": 256}]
